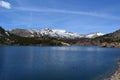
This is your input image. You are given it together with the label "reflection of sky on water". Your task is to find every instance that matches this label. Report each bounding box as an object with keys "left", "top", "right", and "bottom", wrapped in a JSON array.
[
  {"left": 0, "top": 46, "right": 119, "bottom": 80},
  {"left": 51, "top": 46, "right": 102, "bottom": 52},
  {"left": 0, "top": 46, "right": 6, "bottom": 78}
]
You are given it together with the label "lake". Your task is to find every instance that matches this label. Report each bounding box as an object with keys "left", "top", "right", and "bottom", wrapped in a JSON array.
[{"left": 0, "top": 46, "right": 120, "bottom": 80}]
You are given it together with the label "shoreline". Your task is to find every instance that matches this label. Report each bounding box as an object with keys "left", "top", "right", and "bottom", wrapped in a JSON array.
[{"left": 104, "top": 60, "right": 120, "bottom": 80}]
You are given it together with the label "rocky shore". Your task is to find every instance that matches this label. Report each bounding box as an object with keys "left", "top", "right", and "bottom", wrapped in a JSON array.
[
  {"left": 100, "top": 42, "right": 120, "bottom": 48},
  {"left": 104, "top": 60, "right": 120, "bottom": 80}
]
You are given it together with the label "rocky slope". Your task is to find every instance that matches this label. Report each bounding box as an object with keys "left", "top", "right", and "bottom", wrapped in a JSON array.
[
  {"left": 104, "top": 60, "right": 120, "bottom": 80},
  {"left": 95, "top": 29, "right": 120, "bottom": 47},
  {"left": 76, "top": 29, "right": 120, "bottom": 47},
  {"left": 0, "top": 27, "right": 11, "bottom": 44}
]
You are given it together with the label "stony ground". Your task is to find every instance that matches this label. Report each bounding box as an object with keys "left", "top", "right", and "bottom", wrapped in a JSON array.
[{"left": 104, "top": 61, "right": 120, "bottom": 80}]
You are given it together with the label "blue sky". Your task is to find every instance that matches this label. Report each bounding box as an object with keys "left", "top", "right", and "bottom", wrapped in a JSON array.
[{"left": 0, "top": 0, "right": 120, "bottom": 34}]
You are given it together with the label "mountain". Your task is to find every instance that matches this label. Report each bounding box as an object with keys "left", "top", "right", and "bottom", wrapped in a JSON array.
[
  {"left": 108, "top": 29, "right": 120, "bottom": 39},
  {"left": 0, "top": 27, "right": 10, "bottom": 44},
  {"left": 86, "top": 32, "right": 104, "bottom": 38},
  {"left": 0, "top": 27, "right": 9, "bottom": 38},
  {"left": 76, "top": 29, "right": 120, "bottom": 47},
  {"left": 1, "top": 27, "right": 120, "bottom": 47},
  {"left": 0, "top": 27, "right": 72, "bottom": 46},
  {"left": 95, "top": 29, "right": 120, "bottom": 47},
  {"left": 9, "top": 28, "right": 104, "bottom": 39}
]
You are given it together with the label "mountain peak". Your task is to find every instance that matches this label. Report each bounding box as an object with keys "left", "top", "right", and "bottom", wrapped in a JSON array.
[
  {"left": 86, "top": 32, "right": 104, "bottom": 38},
  {"left": 8, "top": 28, "right": 104, "bottom": 39}
]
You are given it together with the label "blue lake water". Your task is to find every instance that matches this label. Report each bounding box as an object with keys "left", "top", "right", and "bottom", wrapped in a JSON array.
[{"left": 0, "top": 46, "right": 120, "bottom": 80}]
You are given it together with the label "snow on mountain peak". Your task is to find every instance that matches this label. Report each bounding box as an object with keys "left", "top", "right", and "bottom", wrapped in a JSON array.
[
  {"left": 9, "top": 28, "right": 104, "bottom": 39},
  {"left": 52, "top": 29, "right": 66, "bottom": 33},
  {"left": 38, "top": 28, "right": 84, "bottom": 39},
  {"left": 86, "top": 32, "right": 104, "bottom": 38}
]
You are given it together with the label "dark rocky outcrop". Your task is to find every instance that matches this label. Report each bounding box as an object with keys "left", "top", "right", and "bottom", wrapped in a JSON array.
[{"left": 0, "top": 27, "right": 10, "bottom": 44}]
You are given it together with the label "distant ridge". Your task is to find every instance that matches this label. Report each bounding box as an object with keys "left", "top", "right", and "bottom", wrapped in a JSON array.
[
  {"left": 1, "top": 26, "right": 120, "bottom": 47},
  {"left": 9, "top": 28, "right": 104, "bottom": 39}
]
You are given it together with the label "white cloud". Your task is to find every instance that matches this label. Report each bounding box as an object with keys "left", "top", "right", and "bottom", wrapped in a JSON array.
[
  {"left": 0, "top": 1, "right": 11, "bottom": 9},
  {"left": 15, "top": 7, "right": 120, "bottom": 20}
]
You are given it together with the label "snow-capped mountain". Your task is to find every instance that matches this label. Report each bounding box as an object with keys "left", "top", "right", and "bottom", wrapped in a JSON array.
[
  {"left": 9, "top": 28, "right": 104, "bottom": 39},
  {"left": 39, "top": 28, "right": 85, "bottom": 39},
  {"left": 86, "top": 32, "right": 104, "bottom": 38}
]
